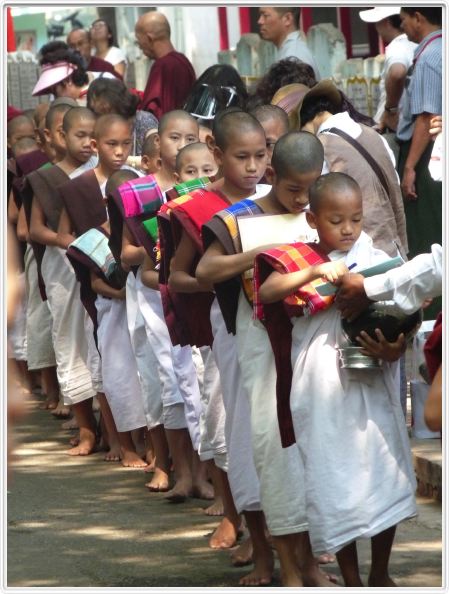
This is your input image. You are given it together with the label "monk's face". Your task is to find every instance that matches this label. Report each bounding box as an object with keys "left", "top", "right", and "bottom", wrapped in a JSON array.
[
  {"left": 176, "top": 146, "right": 217, "bottom": 183},
  {"left": 159, "top": 117, "right": 199, "bottom": 171},
  {"left": 94, "top": 121, "right": 133, "bottom": 174}
]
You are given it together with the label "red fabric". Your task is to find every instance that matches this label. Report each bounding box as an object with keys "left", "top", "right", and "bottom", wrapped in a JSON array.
[
  {"left": 218, "top": 8, "right": 229, "bottom": 51},
  {"left": 141, "top": 51, "right": 196, "bottom": 119},
  {"left": 424, "top": 313, "right": 442, "bottom": 382},
  {"left": 7, "top": 8, "right": 16, "bottom": 52},
  {"left": 239, "top": 8, "right": 251, "bottom": 34},
  {"left": 7, "top": 105, "right": 23, "bottom": 122},
  {"left": 87, "top": 56, "right": 122, "bottom": 80}
]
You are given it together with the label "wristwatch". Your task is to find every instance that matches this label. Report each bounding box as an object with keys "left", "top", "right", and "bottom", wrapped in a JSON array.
[{"left": 385, "top": 105, "right": 399, "bottom": 113}]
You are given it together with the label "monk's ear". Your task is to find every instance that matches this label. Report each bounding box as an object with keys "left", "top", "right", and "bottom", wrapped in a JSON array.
[
  {"left": 91, "top": 138, "right": 98, "bottom": 152},
  {"left": 153, "top": 133, "right": 161, "bottom": 149},
  {"left": 173, "top": 171, "right": 180, "bottom": 183},
  {"left": 264, "top": 165, "right": 275, "bottom": 185},
  {"left": 43, "top": 128, "right": 52, "bottom": 145},
  {"left": 205, "top": 133, "right": 216, "bottom": 152},
  {"left": 305, "top": 210, "right": 317, "bottom": 229}
]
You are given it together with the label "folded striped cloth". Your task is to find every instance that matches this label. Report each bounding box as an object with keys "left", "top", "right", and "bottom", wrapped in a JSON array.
[
  {"left": 119, "top": 174, "right": 163, "bottom": 218},
  {"left": 253, "top": 242, "right": 333, "bottom": 321},
  {"left": 166, "top": 176, "right": 212, "bottom": 201},
  {"left": 69, "top": 228, "right": 117, "bottom": 279}
]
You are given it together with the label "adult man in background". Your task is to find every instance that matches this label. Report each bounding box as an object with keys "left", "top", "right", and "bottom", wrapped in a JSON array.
[
  {"left": 135, "top": 11, "right": 196, "bottom": 119},
  {"left": 258, "top": 7, "right": 320, "bottom": 79},
  {"left": 359, "top": 6, "right": 416, "bottom": 132},
  {"left": 67, "top": 29, "right": 121, "bottom": 79}
]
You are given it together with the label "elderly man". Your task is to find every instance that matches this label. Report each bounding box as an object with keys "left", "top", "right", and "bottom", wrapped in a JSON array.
[
  {"left": 135, "top": 11, "right": 196, "bottom": 119},
  {"left": 67, "top": 28, "right": 120, "bottom": 79},
  {"left": 258, "top": 7, "right": 320, "bottom": 78}
]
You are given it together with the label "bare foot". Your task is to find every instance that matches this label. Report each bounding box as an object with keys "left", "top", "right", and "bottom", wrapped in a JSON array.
[
  {"left": 238, "top": 549, "right": 274, "bottom": 586},
  {"left": 51, "top": 403, "right": 71, "bottom": 418},
  {"left": 164, "top": 480, "right": 193, "bottom": 503},
  {"left": 39, "top": 396, "right": 58, "bottom": 410},
  {"left": 145, "top": 468, "right": 170, "bottom": 492},
  {"left": 303, "top": 566, "right": 340, "bottom": 587},
  {"left": 280, "top": 567, "right": 303, "bottom": 587},
  {"left": 204, "top": 497, "right": 224, "bottom": 516},
  {"left": 192, "top": 479, "right": 214, "bottom": 501},
  {"left": 144, "top": 459, "right": 156, "bottom": 473},
  {"left": 62, "top": 417, "right": 78, "bottom": 431},
  {"left": 121, "top": 450, "right": 147, "bottom": 468},
  {"left": 67, "top": 436, "right": 95, "bottom": 456},
  {"left": 209, "top": 517, "right": 240, "bottom": 549},
  {"left": 104, "top": 446, "right": 121, "bottom": 462},
  {"left": 231, "top": 536, "right": 253, "bottom": 566},
  {"left": 368, "top": 574, "right": 397, "bottom": 587}
]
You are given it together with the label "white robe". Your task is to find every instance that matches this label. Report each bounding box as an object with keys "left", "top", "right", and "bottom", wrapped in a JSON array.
[
  {"left": 95, "top": 295, "right": 147, "bottom": 432},
  {"left": 236, "top": 294, "right": 308, "bottom": 536},
  {"left": 290, "top": 233, "right": 417, "bottom": 555},
  {"left": 126, "top": 271, "right": 163, "bottom": 429},
  {"left": 135, "top": 267, "right": 201, "bottom": 443},
  {"left": 8, "top": 271, "right": 27, "bottom": 361},
  {"left": 24, "top": 246, "right": 56, "bottom": 371},
  {"left": 210, "top": 298, "right": 261, "bottom": 513},
  {"left": 40, "top": 245, "right": 95, "bottom": 405}
]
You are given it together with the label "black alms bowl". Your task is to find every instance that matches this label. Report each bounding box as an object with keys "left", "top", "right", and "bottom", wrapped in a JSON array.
[{"left": 342, "top": 306, "right": 423, "bottom": 345}]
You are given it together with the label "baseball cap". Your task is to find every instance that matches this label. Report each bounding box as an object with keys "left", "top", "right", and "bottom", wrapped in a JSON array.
[{"left": 359, "top": 7, "right": 401, "bottom": 23}]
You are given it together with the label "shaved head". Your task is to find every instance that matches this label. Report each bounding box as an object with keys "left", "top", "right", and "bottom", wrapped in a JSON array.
[
  {"left": 309, "top": 172, "right": 361, "bottom": 213},
  {"left": 213, "top": 110, "right": 265, "bottom": 151},
  {"left": 62, "top": 107, "right": 96, "bottom": 133},
  {"left": 135, "top": 11, "right": 170, "bottom": 38},
  {"left": 158, "top": 109, "right": 198, "bottom": 136},
  {"left": 175, "top": 141, "right": 210, "bottom": 171},
  {"left": 141, "top": 132, "right": 159, "bottom": 158},
  {"left": 250, "top": 104, "right": 289, "bottom": 131},
  {"left": 271, "top": 131, "right": 324, "bottom": 179},
  {"left": 45, "top": 104, "right": 73, "bottom": 131},
  {"left": 7, "top": 114, "right": 34, "bottom": 140},
  {"left": 94, "top": 113, "right": 131, "bottom": 139}
]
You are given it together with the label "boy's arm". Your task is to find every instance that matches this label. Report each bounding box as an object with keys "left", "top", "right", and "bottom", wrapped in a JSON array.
[
  {"left": 140, "top": 253, "right": 160, "bottom": 290},
  {"left": 196, "top": 239, "right": 280, "bottom": 286},
  {"left": 121, "top": 225, "right": 146, "bottom": 270},
  {"left": 16, "top": 205, "right": 29, "bottom": 243},
  {"left": 169, "top": 230, "right": 213, "bottom": 293},
  {"left": 56, "top": 207, "right": 76, "bottom": 249},
  {"left": 30, "top": 199, "right": 59, "bottom": 246},
  {"left": 424, "top": 364, "right": 442, "bottom": 432},
  {"left": 90, "top": 270, "right": 126, "bottom": 300},
  {"left": 7, "top": 191, "right": 19, "bottom": 225},
  {"left": 258, "top": 260, "right": 349, "bottom": 304}
]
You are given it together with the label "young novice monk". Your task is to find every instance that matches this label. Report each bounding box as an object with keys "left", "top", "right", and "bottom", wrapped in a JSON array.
[
  {"left": 58, "top": 113, "right": 148, "bottom": 468},
  {"left": 28, "top": 104, "right": 98, "bottom": 455},
  {"left": 195, "top": 110, "right": 286, "bottom": 586},
  {"left": 256, "top": 172, "right": 417, "bottom": 587},
  {"left": 197, "top": 129, "right": 337, "bottom": 586},
  {"left": 140, "top": 133, "right": 161, "bottom": 176},
  {"left": 250, "top": 104, "right": 289, "bottom": 166},
  {"left": 174, "top": 142, "right": 218, "bottom": 183}
]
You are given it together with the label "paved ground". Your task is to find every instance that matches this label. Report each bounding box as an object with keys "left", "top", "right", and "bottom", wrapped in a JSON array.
[{"left": 7, "top": 394, "right": 443, "bottom": 588}]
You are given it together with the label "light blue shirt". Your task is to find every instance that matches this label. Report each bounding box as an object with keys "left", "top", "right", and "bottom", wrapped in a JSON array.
[
  {"left": 276, "top": 31, "right": 321, "bottom": 80},
  {"left": 396, "top": 30, "right": 442, "bottom": 142}
]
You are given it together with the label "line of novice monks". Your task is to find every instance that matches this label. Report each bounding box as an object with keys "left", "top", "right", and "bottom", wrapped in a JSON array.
[{"left": 7, "top": 102, "right": 417, "bottom": 587}]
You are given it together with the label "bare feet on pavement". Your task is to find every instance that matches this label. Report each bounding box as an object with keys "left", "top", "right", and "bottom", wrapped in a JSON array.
[
  {"left": 204, "top": 496, "right": 224, "bottom": 516},
  {"left": 145, "top": 468, "right": 170, "bottom": 492},
  {"left": 121, "top": 449, "right": 147, "bottom": 468},
  {"left": 209, "top": 517, "right": 241, "bottom": 549},
  {"left": 238, "top": 547, "right": 274, "bottom": 586},
  {"left": 231, "top": 536, "right": 253, "bottom": 566}
]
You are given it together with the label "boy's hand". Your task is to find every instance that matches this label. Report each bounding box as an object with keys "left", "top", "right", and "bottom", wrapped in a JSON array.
[
  {"left": 118, "top": 287, "right": 127, "bottom": 300},
  {"left": 355, "top": 329, "right": 406, "bottom": 362},
  {"left": 315, "top": 260, "right": 349, "bottom": 283}
]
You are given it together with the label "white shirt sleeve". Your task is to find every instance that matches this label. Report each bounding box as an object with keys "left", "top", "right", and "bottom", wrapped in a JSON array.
[
  {"left": 364, "top": 244, "right": 442, "bottom": 313},
  {"left": 105, "top": 46, "right": 127, "bottom": 66}
]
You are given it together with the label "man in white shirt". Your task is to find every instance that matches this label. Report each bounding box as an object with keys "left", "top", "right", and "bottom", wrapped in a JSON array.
[
  {"left": 359, "top": 6, "right": 416, "bottom": 132},
  {"left": 335, "top": 244, "right": 442, "bottom": 318},
  {"left": 258, "top": 7, "right": 320, "bottom": 79}
]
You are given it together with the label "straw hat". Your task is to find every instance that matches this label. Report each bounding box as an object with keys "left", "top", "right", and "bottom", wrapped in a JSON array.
[
  {"left": 294, "top": 79, "right": 343, "bottom": 129},
  {"left": 32, "top": 61, "right": 77, "bottom": 96},
  {"left": 271, "top": 83, "right": 311, "bottom": 130}
]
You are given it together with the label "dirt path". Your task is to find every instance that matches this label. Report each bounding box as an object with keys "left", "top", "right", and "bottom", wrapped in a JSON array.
[{"left": 7, "top": 394, "right": 442, "bottom": 588}]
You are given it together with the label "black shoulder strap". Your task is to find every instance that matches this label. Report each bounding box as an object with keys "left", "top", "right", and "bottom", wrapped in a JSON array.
[{"left": 322, "top": 127, "right": 390, "bottom": 196}]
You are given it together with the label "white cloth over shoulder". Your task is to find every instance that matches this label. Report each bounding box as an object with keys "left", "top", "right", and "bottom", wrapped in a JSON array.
[
  {"left": 290, "top": 233, "right": 417, "bottom": 555},
  {"left": 364, "top": 244, "right": 442, "bottom": 313}
]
